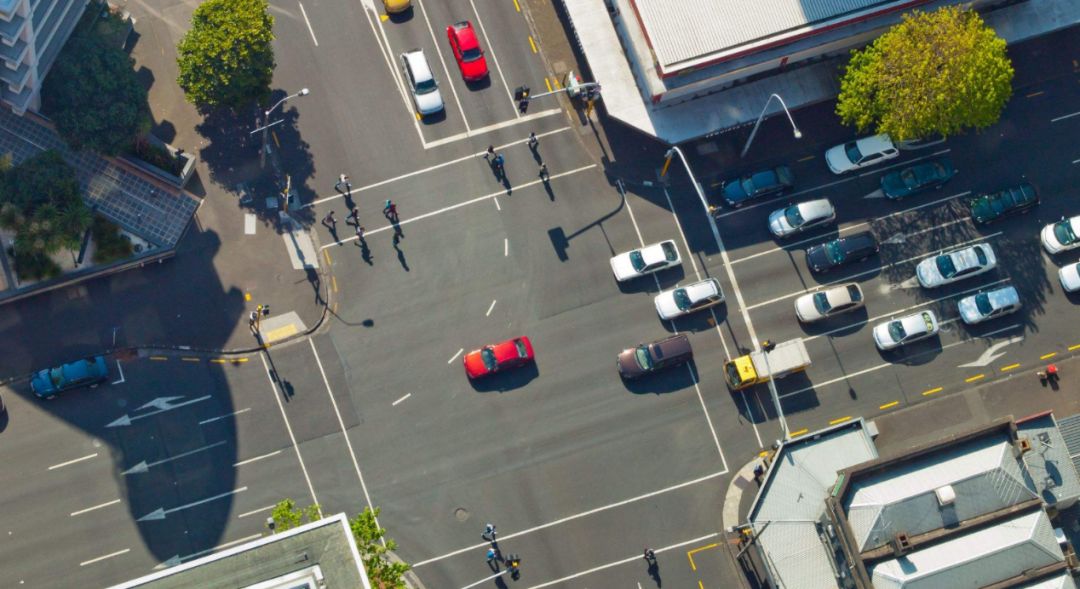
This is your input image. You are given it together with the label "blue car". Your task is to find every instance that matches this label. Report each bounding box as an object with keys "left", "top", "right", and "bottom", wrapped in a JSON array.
[
  {"left": 721, "top": 166, "right": 794, "bottom": 207},
  {"left": 30, "top": 356, "right": 109, "bottom": 398},
  {"left": 880, "top": 158, "right": 955, "bottom": 199}
]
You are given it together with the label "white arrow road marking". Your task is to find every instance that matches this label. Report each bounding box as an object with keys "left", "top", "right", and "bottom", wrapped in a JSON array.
[
  {"left": 123, "top": 441, "right": 228, "bottom": 475},
  {"left": 864, "top": 188, "right": 885, "bottom": 199},
  {"left": 111, "top": 360, "right": 126, "bottom": 385},
  {"left": 892, "top": 276, "right": 921, "bottom": 290},
  {"left": 138, "top": 487, "right": 247, "bottom": 522},
  {"left": 108, "top": 395, "right": 213, "bottom": 427},
  {"left": 958, "top": 335, "right": 1025, "bottom": 368},
  {"left": 883, "top": 232, "right": 907, "bottom": 245},
  {"left": 138, "top": 396, "right": 185, "bottom": 411}
]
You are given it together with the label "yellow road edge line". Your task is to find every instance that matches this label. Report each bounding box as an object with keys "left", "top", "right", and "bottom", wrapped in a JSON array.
[
  {"left": 687, "top": 543, "right": 720, "bottom": 557},
  {"left": 527, "top": 36, "right": 537, "bottom": 54},
  {"left": 1026, "top": 90, "right": 1045, "bottom": 98},
  {"left": 332, "top": 275, "right": 338, "bottom": 293},
  {"left": 965, "top": 374, "right": 986, "bottom": 383},
  {"left": 699, "top": 582, "right": 705, "bottom": 589},
  {"left": 797, "top": 155, "right": 815, "bottom": 162},
  {"left": 1000, "top": 363, "right": 1021, "bottom": 372},
  {"left": 210, "top": 359, "right": 227, "bottom": 364},
  {"left": 922, "top": 386, "right": 943, "bottom": 396},
  {"left": 789, "top": 428, "right": 809, "bottom": 437},
  {"left": 234, "top": 357, "right": 249, "bottom": 363},
  {"left": 512, "top": 0, "right": 520, "bottom": 11},
  {"left": 323, "top": 250, "right": 332, "bottom": 265},
  {"left": 879, "top": 401, "right": 899, "bottom": 410},
  {"left": 149, "top": 356, "right": 168, "bottom": 361},
  {"left": 181, "top": 357, "right": 200, "bottom": 362},
  {"left": 829, "top": 416, "right": 852, "bottom": 425},
  {"left": 544, "top": 77, "right": 552, "bottom": 92},
  {"left": 1069, "top": 344, "right": 1080, "bottom": 351},
  {"left": 553, "top": 77, "right": 561, "bottom": 89},
  {"left": 1041, "top": 352, "right": 1058, "bottom": 360}
]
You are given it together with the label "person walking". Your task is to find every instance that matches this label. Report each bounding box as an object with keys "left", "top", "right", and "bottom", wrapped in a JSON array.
[
  {"left": 486, "top": 547, "right": 500, "bottom": 570},
  {"left": 643, "top": 548, "right": 656, "bottom": 562},
  {"left": 337, "top": 173, "right": 349, "bottom": 190},
  {"left": 528, "top": 132, "right": 538, "bottom": 149},
  {"left": 383, "top": 199, "right": 398, "bottom": 221},
  {"left": 539, "top": 163, "right": 549, "bottom": 181},
  {"left": 493, "top": 153, "right": 505, "bottom": 174},
  {"left": 322, "top": 210, "right": 336, "bottom": 229},
  {"left": 482, "top": 523, "right": 497, "bottom": 541},
  {"left": 355, "top": 225, "right": 365, "bottom": 242},
  {"left": 485, "top": 145, "right": 496, "bottom": 160},
  {"left": 347, "top": 207, "right": 360, "bottom": 226}
]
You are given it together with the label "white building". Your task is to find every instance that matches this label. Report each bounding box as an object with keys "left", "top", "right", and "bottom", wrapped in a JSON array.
[{"left": 0, "top": 0, "right": 87, "bottom": 114}]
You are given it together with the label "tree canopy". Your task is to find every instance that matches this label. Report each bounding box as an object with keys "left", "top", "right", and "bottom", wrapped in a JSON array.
[
  {"left": 176, "top": 0, "right": 276, "bottom": 110},
  {"left": 41, "top": 33, "right": 151, "bottom": 155},
  {"left": 835, "top": 6, "right": 1014, "bottom": 141}
]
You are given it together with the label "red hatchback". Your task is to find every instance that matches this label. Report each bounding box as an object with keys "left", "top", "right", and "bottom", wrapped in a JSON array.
[
  {"left": 446, "top": 21, "right": 488, "bottom": 81},
  {"left": 464, "top": 336, "right": 533, "bottom": 379}
]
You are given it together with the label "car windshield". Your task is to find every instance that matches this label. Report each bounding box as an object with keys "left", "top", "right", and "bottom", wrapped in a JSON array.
[
  {"left": 480, "top": 348, "right": 498, "bottom": 371},
  {"left": 813, "top": 292, "right": 833, "bottom": 314},
  {"left": 921, "top": 313, "right": 935, "bottom": 332},
  {"left": 900, "top": 169, "right": 918, "bottom": 188},
  {"left": 415, "top": 78, "right": 436, "bottom": 94},
  {"left": 1055, "top": 220, "right": 1078, "bottom": 245},
  {"left": 660, "top": 242, "right": 678, "bottom": 261},
  {"left": 936, "top": 254, "right": 958, "bottom": 278},
  {"left": 974, "top": 247, "right": 988, "bottom": 265},
  {"left": 49, "top": 367, "right": 64, "bottom": 387},
  {"left": 740, "top": 177, "right": 758, "bottom": 194},
  {"left": 784, "top": 206, "right": 804, "bottom": 227},
  {"left": 724, "top": 362, "right": 743, "bottom": 388},
  {"left": 888, "top": 321, "right": 907, "bottom": 342},
  {"left": 844, "top": 142, "right": 863, "bottom": 164},
  {"left": 846, "top": 284, "right": 863, "bottom": 301},
  {"left": 462, "top": 47, "right": 482, "bottom": 61},
  {"left": 673, "top": 288, "right": 692, "bottom": 311},
  {"left": 634, "top": 346, "right": 653, "bottom": 370},
  {"left": 824, "top": 240, "right": 845, "bottom": 264},
  {"left": 974, "top": 293, "right": 993, "bottom": 316},
  {"left": 629, "top": 250, "right": 646, "bottom": 271},
  {"left": 514, "top": 339, "right": 528, "bottom": 357}
]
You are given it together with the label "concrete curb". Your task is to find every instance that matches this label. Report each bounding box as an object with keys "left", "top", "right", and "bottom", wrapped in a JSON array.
[{"left": 721, "top": 457, "right": 763, "bottom": 533}]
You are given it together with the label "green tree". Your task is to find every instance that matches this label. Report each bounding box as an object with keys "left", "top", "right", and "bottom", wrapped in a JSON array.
[
  {"left": 41, "top": 34, "right": 151, "bottom": 155},
  {"left": 350, "top": 507, "right": 410, "bottom": 589},
  {"left": 176, "top": 0, "right": 276, "bottom": 110},
  {"left": 269, "top": 499, "right": 322, "bottom": 532},
  {"left": 835, "top": 6, "right": 1014, "bottom": 141}
]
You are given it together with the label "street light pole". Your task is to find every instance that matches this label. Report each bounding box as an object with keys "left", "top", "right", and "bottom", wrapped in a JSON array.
[
  {"left": 740, "top": 93, "right": 802, "bottom": 159},
  {"left": 259, "top": 87, "right": 310, "bottom": 167},
  {"left": 663, "top": 146, "right": 723, "bottom": 249}
]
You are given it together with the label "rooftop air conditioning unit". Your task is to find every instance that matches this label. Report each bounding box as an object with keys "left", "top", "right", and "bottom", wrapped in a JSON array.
[{"left": 935, "top": 484, "right": 956, "bottom": 507}]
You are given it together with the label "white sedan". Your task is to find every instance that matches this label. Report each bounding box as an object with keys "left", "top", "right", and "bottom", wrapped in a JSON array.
[
  {"left": 768, "top": 199, "right": 836, "bottom": 238},
  {"left": 610, "top": 240, "right": 681, "bottom": 282},
  {"left": 957, "top": 285, "right": 1020, "bottom": 324},
  {"left": 1060, "top": 263, "right": 1080, "bottom": 293},
  {"left": 915, "top": 243, "right": 997, "bottom": 288},
  {"left": 1041, "top": 215, "right": 1080, "bottom": 254},
  {"left": 655, "top": 278, "right": 724, "bottom": 320},
  {"left": 873, "top": 310, "right": 940, "bottom": 351},
  {"left": 795, "top": 283, "right": 864, "bottom": 323},
  {"left": 825, "top": 134, "right": 899, "bottom": 174}
]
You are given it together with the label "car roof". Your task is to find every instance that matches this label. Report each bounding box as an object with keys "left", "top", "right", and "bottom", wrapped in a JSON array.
[
  {"left": 451, "top": 21, "right": 478, "bottom": 45},
  {"left": 652, "top": 334, "right": 691, "bottom": 358},
  {"left": 683, "top": 279, "right": 720, "bottom": 299},
  {"left": 402, "top": 49, "right": 434, "bottom": 81},
  {"left": 856, "top": 134, "right": 895, "bottom": 153},
  {"left": 983, "top": 285, "right": 1020, "bottom": 308},
  {"left": 798, "top": 199, "right": 833, "bottom": 217},
  {"left": 899, "top": 311, "right": 933, "bottom": 334},
  {"left": 842, "top": 231, "right": 876, "bottom": 248},
  {"left": 641, "top": 240, "right": 675, "bottom": 262},
  {"left": 948, "top": 245, "right": 987, "bottom": 268},
  {"left": 823, "top": 284, "right": 857, "bottom": 306}
]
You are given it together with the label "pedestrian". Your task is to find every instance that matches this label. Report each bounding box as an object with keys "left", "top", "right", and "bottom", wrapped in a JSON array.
[
  {"left": 248, "top": 310, "right": 259, "bottom": 331},
  {"left": 493, "top": 154, "right": 505, "bottom": 171},
  {"left": 384, "top": 199, "right": 398, "bottom": 220},
  {"left": 348, "top": 207, "right": 360, "bottom": 226},
  {"left": 539, "top": 163, "right": 549, "bottom": 181},
  {"left": 528, "top": 132, "right": 538, "bottom": 148},
  {"left": 338, "top": 173, "right": 348, "bottom": 188},
  {"left": 322, "top": 210, "right": 336, "bottom": 229},
  {"left": 644, "top": 548, "right": 656, "bottom": 562},
  {"left": 482, "top": 523, "right": 496, "bottom": 540},
  {"left": 355, "top": 225, "right": 365, "bottom": 241},
  {"left": 485, "top": 145, "right": 495, "bottom": 160}
]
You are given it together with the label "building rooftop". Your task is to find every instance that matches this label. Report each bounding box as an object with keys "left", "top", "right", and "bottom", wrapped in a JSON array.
[
  {"left": 1018, "top": 412, "right": 1080, "bottom": 507},
  {"left": 1017, "top": 572, "right": 1079, "bottom": 589},
  {"left": 110, "top": 513, "right": 372, "bottom": 589}
]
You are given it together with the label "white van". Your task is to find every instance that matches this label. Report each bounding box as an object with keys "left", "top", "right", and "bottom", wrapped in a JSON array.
[{"left": 400, "top": 49, "right": 444, "bottom": 116}]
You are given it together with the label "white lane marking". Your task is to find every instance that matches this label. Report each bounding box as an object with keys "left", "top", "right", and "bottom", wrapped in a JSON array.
[
  {"left": 297, "top": 1, "right": 318, "bottom": 46},
  {"left": 728, "top": 190, "right": 970, "bottom": 266},
  {"left": 1073, "top": 158, "right": 1080, "bottom": 165},
  {"left": 466, "top": 0, "right": 517, "bottom": 111},
  {"left": 745, "top": 231, "right": 1003, "bottom": 311},
  {"left": 779, "top": 322, "right": 1023, "bottom": 400},
  {"left": 80, "top": 548, "right": 130, "bottom": 567},
  {"left": 740, "top": 393, "right": 764, "bottom": 449},
  {"left": 527, "top": 533, "right": 720, "bottom": 589},
  {"left": 70, "top": 499, "right": 121, "bottom": 517},
  {"left": 233, "top": 450, "right": 282, "bottom": 468},
  {"left": 412, "top": 469, "right": 728, "bottom": 568},
  {"left": 448, "top": 348, "right": 464, "bottom": 364},
  {"left": 392, "top": 393, "right": 412, "bottom": 406},
  {"left": 494, "top": 196, "right": 501, "bottom": 211},
  {"left": 308, "top": 339, "right": 378, "bottom": 527},
  {"left": 111, "top": 359, "right": 126, "bottom": 385},
  {"left": 1051, "top": 111, "right": 1080, "bottom": 123},
  {"left": 320, "top": 165, "right": 597, "bottom": 249},
  {"left": 414, "top": 0, "right": 470, "bottom": 132},
  {"left": 504, "top": 238, "right": 509, "bottom": 257},
  {"left": 199, "top": 407, "right": 252, "bottom": 425},
  {"left": 689, "top": 366, "right": 728, "bottom": 464},
  {"left": 802, "top": 278, "right": 1011, "bottom": 344},
  {"left": 259, "top": 353, "right": 320, "bottom": 512},
  {"left": 308, "top": 126, "right": 570, "bottom": 208},
  {"left": 176, "top": 534, "right": 263, "bottom": 564},
  {"left": 485, "top": 299, "right": 497, "bottom": 316},
  {"left": 238, "top": 504, "right": 276, "bottom": 519},
  {"left": 49, "top": 453, "right": 98, "bottom": 470},
  {"left": 422, "top": 108, "right": 562, "bottom": 149}
]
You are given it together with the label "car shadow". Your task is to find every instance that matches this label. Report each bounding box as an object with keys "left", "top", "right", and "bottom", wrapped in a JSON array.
[
  {"left": 468, "top": 363, "right": 540, "bottom": 392},
  {"left": 876, "top": 336, "right": 943, "bottom": 365},
  {"left": 387, "top": 7, "right": 414, "bottom": 23},
  {"left": 621, "top": 361, "right": 698, "bottom": 395},
  {"left": 797, "top": 307, "right": 869, "bottom": 337},
  {"left": 615, "top": 268, "right": 686, "bottom": 294},
  {"left": 420, "top": 109, "right": 447, "bottom": 125},
  {"left": 465, "top": 77, "right": 492, "bottom": 91},
  {"left": 661, "top": 305, "right": 729, "bottom": 334}
]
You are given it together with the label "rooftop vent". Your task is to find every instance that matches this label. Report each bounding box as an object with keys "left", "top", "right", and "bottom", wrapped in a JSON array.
[
  {"left": 934, "top": 485, "right": 956, "bottom": 507},
  {"left": 891, "top": 532, "right": 911, "bottom": 557}
]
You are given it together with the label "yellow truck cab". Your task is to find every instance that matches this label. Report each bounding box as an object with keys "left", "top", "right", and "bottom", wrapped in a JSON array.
[{"left": 724, "top": 338, "right": 811, "bottom": 391}]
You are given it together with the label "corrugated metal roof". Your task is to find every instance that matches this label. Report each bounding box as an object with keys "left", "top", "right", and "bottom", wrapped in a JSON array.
[
  {"left": 844, "top": 434, "right": 1037, "bottom": 551},
  {"left": 1018, "top": 414, "right": 1080, "bottom": 506},
  {"left": 632, "top": 0, "right": 912, "bottom": 71},
  {"left": 753, "top": 521, "right": 841, "bottom": 589},
  {"left": 1054, "top": 413, "right": 1080, "bottom": 476},
  {"left": 868, "top": 509, "right": 1063, "bottom": 589}
]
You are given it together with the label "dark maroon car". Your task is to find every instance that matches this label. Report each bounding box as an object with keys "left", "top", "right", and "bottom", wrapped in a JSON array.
[{"left": 617, "top": 334, "right": 692, "bottom": 379}]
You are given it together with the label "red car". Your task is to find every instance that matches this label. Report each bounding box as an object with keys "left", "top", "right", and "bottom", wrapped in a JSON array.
[
  {"left": 446, "top": 21, "right": 488, "bottom": 81},
  {"left": 464, "top": 336, "right": 534, "bottom": 379}
]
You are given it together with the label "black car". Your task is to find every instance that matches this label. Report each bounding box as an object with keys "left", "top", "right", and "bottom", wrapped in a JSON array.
[
  {"left": 806, "top": 231, "right": 879, "bottom": 273},
  {"left": 968, "top": 182, "right": 1038, "bottom": 225},
  {"left": 721, "top": 166, "right": 794, "bottom": 207}
]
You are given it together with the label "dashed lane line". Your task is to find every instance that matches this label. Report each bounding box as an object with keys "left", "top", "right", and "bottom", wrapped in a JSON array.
[
  {"left": 789, "top": 428, "right": 809, "bottom": 437},
  {"left": 880, "top": 401, "right": 899, "bottom": 410},
  {"left": 70, "top": 499, "right": 121, "bottom": 517},
  {"left": 923, "top": 387, "right": 944, "bottom": 396},
  {"left": 49, "top": 453, "right": 98, "bottom": 471},
  {"left": 80, "top": 548, "right": 130, "bottom": 567},
  {"left": 1001, "top": 363, "right": 1021, "bottom": 372},
  {"left": 965, "top": 374, "right": 986, "bottom": 383},
  {"left": 1041, "top": 352, "right": 1058, "bottom": 360},
  {"left": 829, "top": 416, "right": 852, "bottom": 425}
]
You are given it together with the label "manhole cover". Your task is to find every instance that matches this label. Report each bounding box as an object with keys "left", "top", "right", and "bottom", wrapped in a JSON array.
[{"left": 454, "top": 508, "right": 470, "bottom": 522}]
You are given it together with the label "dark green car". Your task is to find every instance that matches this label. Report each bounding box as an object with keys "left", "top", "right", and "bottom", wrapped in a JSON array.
[
  {"left": 968, "top": 183, "right": 1038, "bottom": 225},
  {"left": 880, "top": 158, "right": 956, "bottom": 199}
]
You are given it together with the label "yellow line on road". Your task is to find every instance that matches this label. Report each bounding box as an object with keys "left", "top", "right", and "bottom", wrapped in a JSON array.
[
  {"left": 1000, "top": 363, "right": 1020, "bottom": 372},
  {"left": 699, "top": 582, "right": 705, "bottom": 589},
  {"left": 323, "top": 250, "right": 332, "bottom": 265},
  {"left": 1041, "top": 352, "right": 1058, "bottom": 360},
  {"left": 332, "top": 275, "right": 338, "bottom": 293},
  {"left": 965, "top": 374, "right": 986, "bottom": 383},
  {"left": 553, "top": 77, "right": 561, "bottom": 89},
  {"left": 797, "top": 155, "right": 815, "bottom": 162},
  {"left": 922, "top": 387, "right": 943, "bottom": 396},
  {"left": 544, "top": 77, "right": 552, "bottom": 92},
  {"left": 181, "top": 357, "right": 200, "bottom": 362},
  {"left": 234, "top": 357, "right": 249, "bottom": 363},
  {"left": 1026, "top": 90, "right": 1045, "bottom": 98},
  {"left": 210, "top": 359, "right": 227, "bottom": 364},
  {"left": 149, "top": 356, "right": 167, "bottom": 361},
  {"left": 686, "top": 543, "right": 720, "bottom": 571},
  {"left": 512, "top": 0, "right": 520, "bottom": 11},
  {"left": 1069, "top": 344, "right": 1080, "bottom": 351},
  {"left": 879, "top": 401, "right": 899, "bottom": 410},
  {"left": 528, "top": 36, "right": 537, "bottom": 53},
  {"left": 789, "top": 428, "right": 809, "bottom": 437},
  {"left": 829, "top": 416, "right": 852, "bottom": 425}
]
